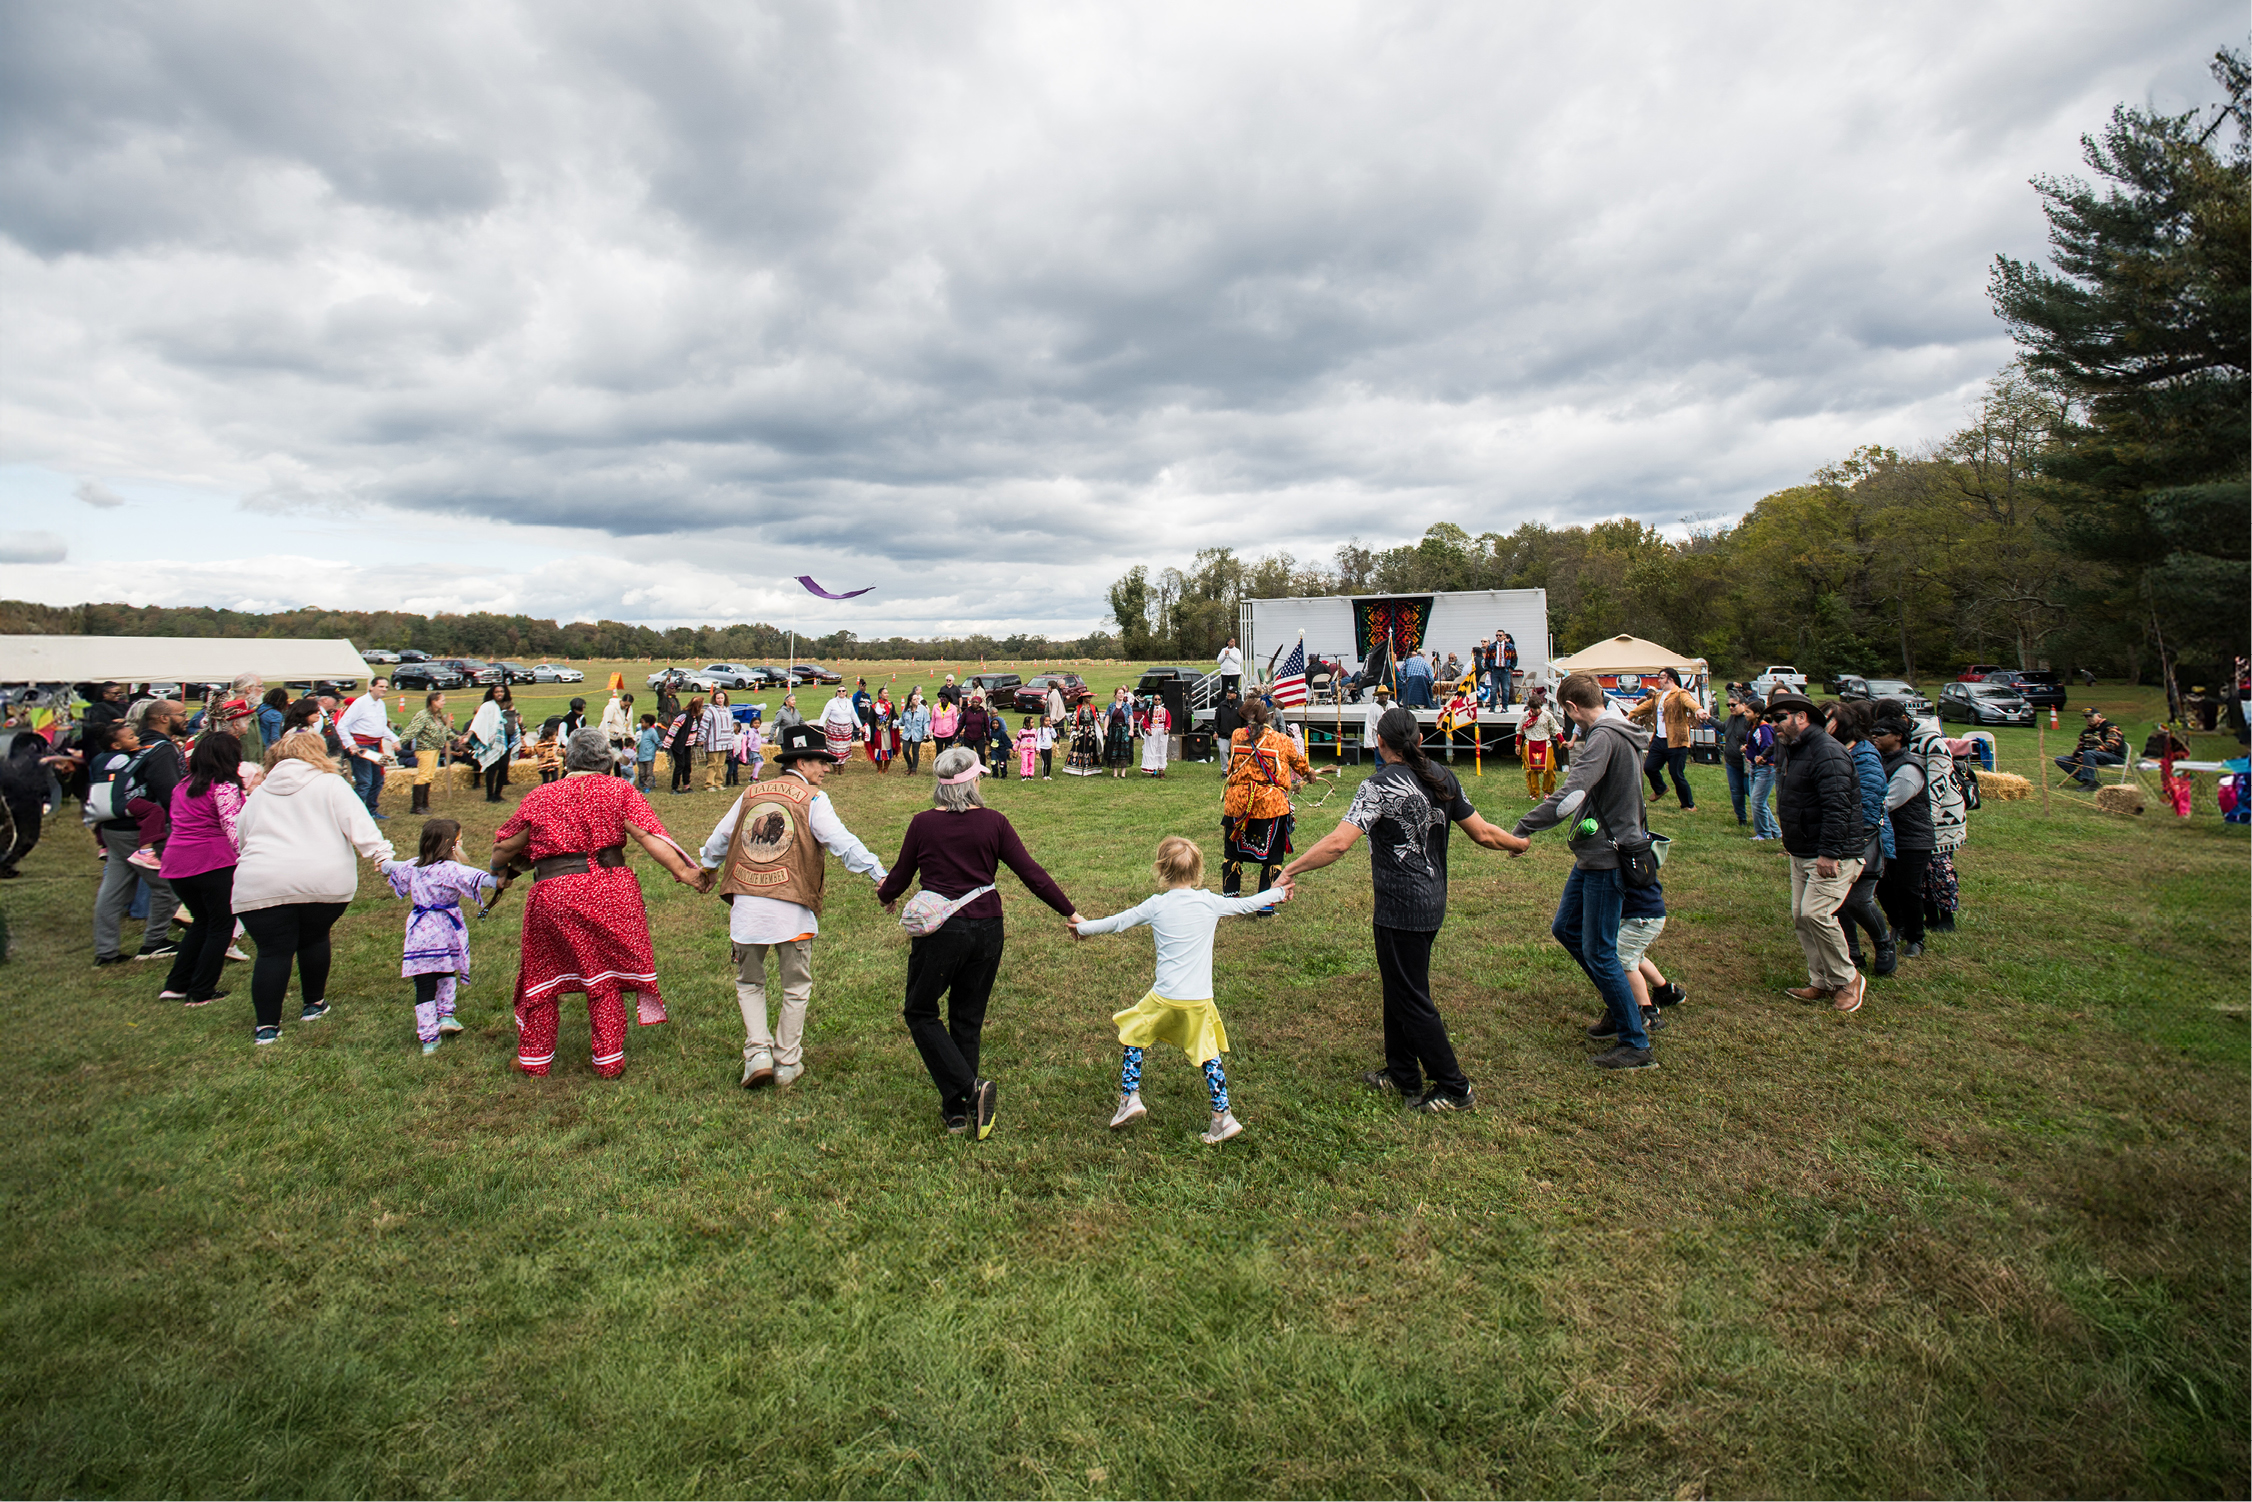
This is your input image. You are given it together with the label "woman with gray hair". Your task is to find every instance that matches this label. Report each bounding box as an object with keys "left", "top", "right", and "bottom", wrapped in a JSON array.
[
  {"left": 487, "top": 727, "right": 707, "bottom": 1078},
  {"left": 876, "top": 745, "right": 1082, "bottom": 1139}
]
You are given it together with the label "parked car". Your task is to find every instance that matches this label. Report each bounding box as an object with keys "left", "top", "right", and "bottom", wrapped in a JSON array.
[
  {"left": 444, "top": 659, "right": 505, "bottom": 687},
  {"left": 1750, "top": 665, "right": 1808, "bottom": 699},
  {"left": 1979, "top": 669, "right": 2065, "bottom": 709},
  {"left": 1861, "top": 679, "right": 1933, "bottom": 717},
  {"left": 394, "top": 660, "right": 467, "bottom": 691},
  {"left": 1956, "top": 664, "right": 2006, "bottom": 682},
  {"left": 398, "top": 649, "right": 429, "bottom": 663},
  {"left": 742, "top": 665, "right": 791, "bottom": 688},
  {"left": 529, "top": 663, "right": 585, "bottom": 684},
  {"left": 1832, "top": 674, "right": 1872, "bottom": 699},
  {"left": 648, "top": 667, "right": 707, "bottom": 693},
  {"left": 490, "top": 661, "right": 537, "bottom": 685},
  {"left": 360, "top": 649, "right": 400, "bottom": 665},
  {"left": 965, "top": 672, "right": 1022, "bottom": 701},
  {"left": 679, "top": 663, "right": 764, "bottom": 690},
  {"left": 790, "top": 663, "right": 844, "bottom": 686},
  {"left": 1937, "top": 681, "right": 2034, "bottom": 726},
  {"left": 1014, "top": 673, "right": 1089, "bottom": 713}
]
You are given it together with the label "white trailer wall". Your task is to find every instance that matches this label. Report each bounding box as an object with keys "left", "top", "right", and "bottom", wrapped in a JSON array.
[{"left": 1237, "top": 596, "right": 1354, "bottom": 676}]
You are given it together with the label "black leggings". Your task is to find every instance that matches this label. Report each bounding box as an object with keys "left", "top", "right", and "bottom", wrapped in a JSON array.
[
  {"left": 1040, "top": 748, "right": 1053, "bottom": 777},
  {"left": 164, "top": 865, "right": 236, "bottom": 1001},
  {"left": 1840, "top": 872, "right": 1888, "bottom": 953},
  {"left": 483, "top": 758, "right": 508, "bottom": 801},
  {"left": 671, "top": 746, "right": 694, "bottom": 792},
  {"left": 237, "top": 901, "right": 349, "bottom": 1028},
  {"left": 903, "top": 739, "right": 923, "bottom": 774},
  {"left": 1877, "top": 850, "right": 1930, "bottom": 945},
  {"left": 902, "top": 917, "right": 1005, "bottom": 1113}
]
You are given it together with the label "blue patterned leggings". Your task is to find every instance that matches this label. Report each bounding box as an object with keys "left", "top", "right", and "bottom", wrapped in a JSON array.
[{"left": 1119, "top": 1046, "right": 1229, "bottom": 1111}]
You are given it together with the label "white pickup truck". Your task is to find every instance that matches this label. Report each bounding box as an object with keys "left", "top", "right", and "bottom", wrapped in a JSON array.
[{"left": 1749, "top": 665, "right": 1809, "bottom": 700}]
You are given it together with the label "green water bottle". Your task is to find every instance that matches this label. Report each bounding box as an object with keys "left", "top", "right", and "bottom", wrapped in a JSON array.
[{"left": 1576, "top": 816, "right": 1600, "bottom": 837}]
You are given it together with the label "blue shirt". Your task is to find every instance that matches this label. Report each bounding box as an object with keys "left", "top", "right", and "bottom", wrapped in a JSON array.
[
  {"left": 636, "top": 725, "right": 662, "bottom": 760},
  {"left": 1621, "top": 877, "right": 1666, "bottom": 921}
]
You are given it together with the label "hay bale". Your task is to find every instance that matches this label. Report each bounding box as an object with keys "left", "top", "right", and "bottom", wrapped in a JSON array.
[
  {"left": 447, "top": 761, "right": 479, "bottom": 791},
  {"left": 1975, "top": 769, "right": 2032, "bottom": 801},
  {"left": 2094, "top": 784, "right": 2144, "bottom": 816}
]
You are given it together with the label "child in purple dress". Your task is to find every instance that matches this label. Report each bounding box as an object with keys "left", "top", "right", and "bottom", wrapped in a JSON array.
[{"left": 381, "top": 818, "right": 502, "bottom": 1054}]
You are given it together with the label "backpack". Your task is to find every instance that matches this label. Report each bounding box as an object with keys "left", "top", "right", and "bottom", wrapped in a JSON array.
[{"left": 1953, "top": 758, "right": 1982, "bottom": 810}]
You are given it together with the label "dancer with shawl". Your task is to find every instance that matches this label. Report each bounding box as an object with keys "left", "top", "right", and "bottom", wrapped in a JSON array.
[
  {"left": 1222, "top": 697, "right": 1331, "bottom": 908},
  {"left": 489, "top": 728, "right": 708, "bottom": 1077},
  {"left": 1103, "top": 688, "right": 1134, "bottom": 778},
  {"left": 1065, "top": 696, "right": 1104, "bottom": 776},
  {"left": 818, "top": 686, "right": 859, "bottom": 767},
  {"left": 465, "top": 685, "right": 518, "bottom": 804}
]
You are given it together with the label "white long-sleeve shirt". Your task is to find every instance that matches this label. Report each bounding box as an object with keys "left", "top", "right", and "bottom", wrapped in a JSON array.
[
  {"left": 1217, "top": 646, "right": 1243, "bottom": 675},
  {"left": 336, "top": 692, "right": 397, "bottom": 754},
  {"left": 698, "top": 777, "right": 886, "bottom": 944},
  {"left": 1073, "top": 886, "right": 1286, "bottom": 1000},
  {"left": 599, "top": 697, "right": 632, "bottom": 741}
]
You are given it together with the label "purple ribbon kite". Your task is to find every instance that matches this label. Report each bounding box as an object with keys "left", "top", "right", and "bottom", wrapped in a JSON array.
[{"left": 795, "top": 576, "right": 874, "bottom": 600}]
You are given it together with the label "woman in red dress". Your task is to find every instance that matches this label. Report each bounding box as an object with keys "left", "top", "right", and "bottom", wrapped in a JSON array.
[{"left": 492, "top": 729, "right": 710, "bottom": 1077}]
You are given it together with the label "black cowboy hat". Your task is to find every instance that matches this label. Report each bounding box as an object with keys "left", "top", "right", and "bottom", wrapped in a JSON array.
[
  {"left": 771, "top": 721, "right": 840, "bottom": 763},
  {"left": 1764, "top": 691, "right": 1818, "bottom": 719}
]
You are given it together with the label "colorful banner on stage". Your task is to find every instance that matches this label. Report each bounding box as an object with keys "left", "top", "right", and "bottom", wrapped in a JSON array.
[{"left": 1352, "top": 596, "right": 1434, "bottom": 660}]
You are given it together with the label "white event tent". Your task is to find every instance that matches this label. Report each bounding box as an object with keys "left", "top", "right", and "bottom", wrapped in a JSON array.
[{"left": 0, "top": 635, "right": 368, "bottom": 685}]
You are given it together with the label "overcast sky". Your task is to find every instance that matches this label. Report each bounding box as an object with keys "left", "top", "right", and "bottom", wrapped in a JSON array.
[{"left": 0, "top": 1, "right": 2233, "bottom": 637}]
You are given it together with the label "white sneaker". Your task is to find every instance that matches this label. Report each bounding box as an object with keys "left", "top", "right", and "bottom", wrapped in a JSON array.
[
  {"left": 742, "top": 1049, "right": 775, "bottom": 1088},
  {"left": 1109, "top": 1091, "right": 1146, "bottom": 1129},
  {"left": 1201, "top": 1110, "right": 1243, "bottom": 1145},
  {"left": 224, "top": 945, "right": 250, "bottom": 962},
  {"left": 774, "top": 1062, "right": 806, "bottom": 1086}
]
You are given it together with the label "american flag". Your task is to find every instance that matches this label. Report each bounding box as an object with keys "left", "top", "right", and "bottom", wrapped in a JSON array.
[{"left": 1270, "top": 637, "right": 1309, "bottom": 707}]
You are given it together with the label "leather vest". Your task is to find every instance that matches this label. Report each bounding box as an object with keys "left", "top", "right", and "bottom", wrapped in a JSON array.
[{"left": 717, "top": 774, "right": 827, "bottom": 914}]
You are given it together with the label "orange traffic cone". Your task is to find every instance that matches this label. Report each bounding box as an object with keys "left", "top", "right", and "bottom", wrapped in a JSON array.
[{"left": 2049, "top": 705, "right": 2058, "bottom": 728}]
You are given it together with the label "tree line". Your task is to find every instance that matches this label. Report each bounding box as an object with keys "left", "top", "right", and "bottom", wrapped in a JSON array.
[
  {"left": 1109, "top": 52, "right": 2247, "bottom": 687},
  {"left": 0, "top": 599, "right": 1124, "bottom": 665}
]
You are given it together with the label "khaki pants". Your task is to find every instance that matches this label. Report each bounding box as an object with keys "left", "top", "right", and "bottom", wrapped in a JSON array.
[
  {"left": 704, "top": 747, "right": 730, "bottom": 791},
  {"left": 413, "top": 749, "right": 439, "bottom": 785},
  {"left": 1789, "top": 854, "right": 1864, "bottom": 992},
  {"left": 734, "top": 939, "right": 813, "bottom": 1065},
  {"left": 1523, "top": 761, "right": 1555, "bottom": 798}
]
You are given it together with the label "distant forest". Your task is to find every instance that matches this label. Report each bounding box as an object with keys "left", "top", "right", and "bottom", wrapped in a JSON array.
[{"left": 0, "top": 599, "right": 1124, "bottom": 666}]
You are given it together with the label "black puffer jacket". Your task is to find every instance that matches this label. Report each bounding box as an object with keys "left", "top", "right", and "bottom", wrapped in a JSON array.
[{"left": 1776, "top": 724, "right": 1864, "bottom": 859}]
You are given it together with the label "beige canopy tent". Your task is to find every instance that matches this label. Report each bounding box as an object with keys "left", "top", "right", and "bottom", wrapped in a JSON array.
[
  {"left": 0, "top": 635, "right": 368, "bottom": 685},
  {"left": 1549, "top": 634, "right": 1706, "bottom": 677}
]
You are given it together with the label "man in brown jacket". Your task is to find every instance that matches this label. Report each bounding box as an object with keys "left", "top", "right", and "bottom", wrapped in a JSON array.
[{"left": 1627, "top": 668, "right": 1710, "bottom": 812}]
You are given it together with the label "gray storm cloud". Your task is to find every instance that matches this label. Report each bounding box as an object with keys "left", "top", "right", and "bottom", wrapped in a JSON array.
[{"left": 0, "top": 0, "right": 2235, "bottom": 630}]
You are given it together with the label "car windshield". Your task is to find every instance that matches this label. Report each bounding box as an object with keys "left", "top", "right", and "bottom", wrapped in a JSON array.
[
  {"left": 1867, "top": 681, "right": 1913, "bottom": 693},
  {"left": 1968, "top": 685, "right": 2022, "bottom": 697}
]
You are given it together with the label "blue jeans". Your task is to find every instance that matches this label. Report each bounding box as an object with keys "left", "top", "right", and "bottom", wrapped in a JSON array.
[
  {"left": 1496, "top": 666, "right": 1513, "bottom": 709},
  {"left": 1748, "top": 765, "right": 1779, "bottom": 838},
  {"left": 351, "top": 753, "right": 385, "bottom": 815},
  {"left": 1724, "top": 758, "right": 1749, "bottom": 823},
  {"left": 1552, "top": 865, "right": 1647, "bottom": 1051}
]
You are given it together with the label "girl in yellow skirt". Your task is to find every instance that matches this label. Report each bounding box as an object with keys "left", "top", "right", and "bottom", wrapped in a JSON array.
[{"left": 1068, "top": 835, "right": 1289, "bottom": 1144}]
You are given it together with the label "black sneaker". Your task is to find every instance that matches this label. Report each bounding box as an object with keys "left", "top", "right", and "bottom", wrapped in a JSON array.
[
  {"left": 1586, "top": 1019, "right": 1619, "bottom": 1041},
  {"left": 942, "top": 1112, "right": 969, "bottom": 1135},
  {"left": 1641, "top": 1007, "right": 1668, "bottom": 1033},
  {"left": 1652, "top": 982, "right": 1688, "bottom": 1008},
  {"left": 94, "top": 953, "right": 129, "bottom": 968},
  {"left": 135, "top": 943, "right": 179, "bottom": 961},
  {"left": 970, "top": 1079, "right": 998, "bottom": 1140},
  {"left": 1592, "top": 1045, "right": 1657, "bottom": 1071},
  {"left": 1359, "top": 1069, "right": 1410, "bottom": 1095},
  {"left": 1407, "top": 1086, "right": 1475, "bottom": 1113},
  {"left": 1899, "top": 941, "right": 1924, "bottom": 958}
]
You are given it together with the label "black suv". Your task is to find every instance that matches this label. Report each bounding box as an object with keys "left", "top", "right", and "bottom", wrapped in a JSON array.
[
  {"left": 1980, "top": 669, "right": 2065, "bottom": 709},
  {"left": 395, "top": 660, "right": 467, "bottom": 691},
  {"left": 1014, "top": 673, "right": 1088, "bottom": 712}
]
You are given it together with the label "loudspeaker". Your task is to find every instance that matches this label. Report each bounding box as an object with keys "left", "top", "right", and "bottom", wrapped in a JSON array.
[
  {"left": 1181, "top": 730, "right": 1215, "bottom": 762},
  {"left": 1156, "top": 681, "right": 1187, "bottom": 725}
]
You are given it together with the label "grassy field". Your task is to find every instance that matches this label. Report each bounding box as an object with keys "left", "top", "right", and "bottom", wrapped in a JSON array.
[{"left": 4, "top": 667, "right": 2245, "bottom": 1498}]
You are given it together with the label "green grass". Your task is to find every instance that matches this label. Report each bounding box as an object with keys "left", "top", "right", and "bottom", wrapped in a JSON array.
[{"left": 4, "top": 669, "right": 2245, "bottom": 1497}]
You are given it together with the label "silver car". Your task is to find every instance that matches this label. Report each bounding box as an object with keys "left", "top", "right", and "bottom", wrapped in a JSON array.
[{"left": 531, "top": 663, "right": 584, "bottom": 683}]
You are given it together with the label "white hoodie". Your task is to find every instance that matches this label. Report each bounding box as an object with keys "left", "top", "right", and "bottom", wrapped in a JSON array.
[{"left": 232, "top": 758, "right": 396, "bottom": 912}]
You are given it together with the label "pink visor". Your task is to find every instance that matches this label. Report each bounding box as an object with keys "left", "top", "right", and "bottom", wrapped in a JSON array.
[{"left": 938, "top": 764, "right": 986, "bottom": 785}]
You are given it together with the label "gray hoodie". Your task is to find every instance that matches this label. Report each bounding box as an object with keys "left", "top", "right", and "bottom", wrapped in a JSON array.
[{"left": 1511, "top": 709, "right": 1652, "bottom": 870}]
